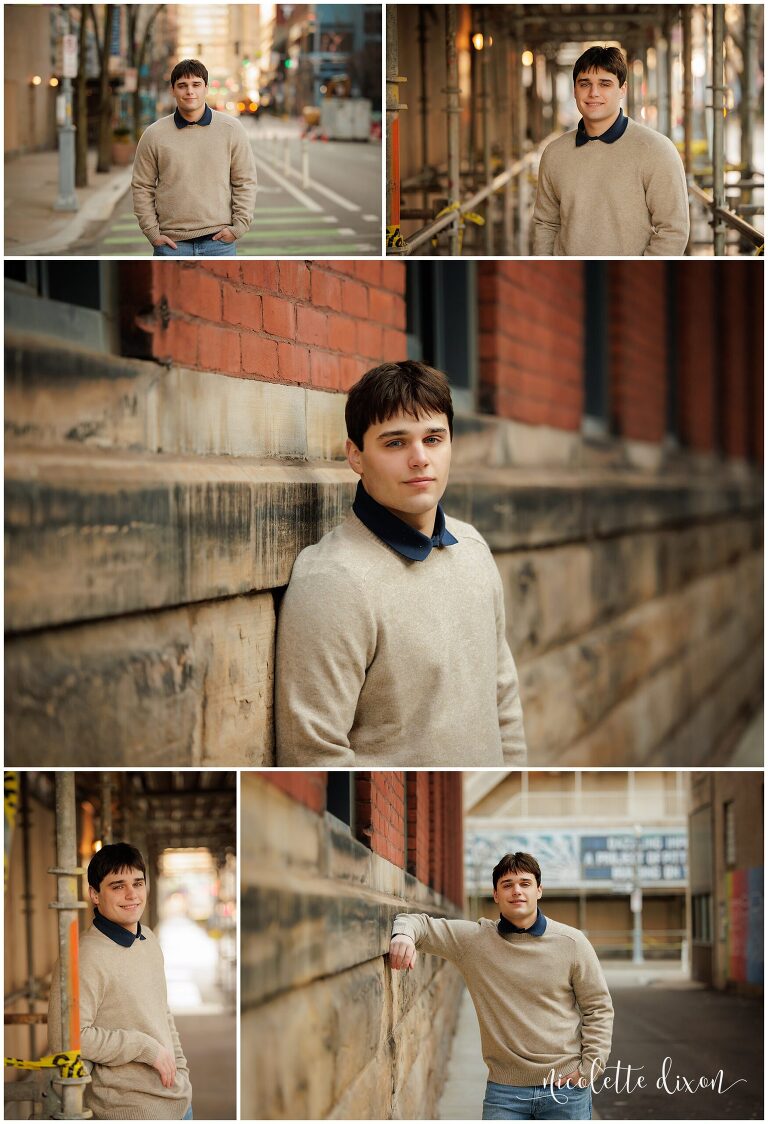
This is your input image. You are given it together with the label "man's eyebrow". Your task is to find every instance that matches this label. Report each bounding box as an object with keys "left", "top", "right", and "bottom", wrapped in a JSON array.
[{"left": 376, "top": 425, "right": 448, "bottom": 439}]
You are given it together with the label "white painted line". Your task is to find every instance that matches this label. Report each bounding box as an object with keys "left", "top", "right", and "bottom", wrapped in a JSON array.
[
  {"left": 363, "top": 214, "right": 380, "bottom": 222},
  {"left": 321, "top": 215, "right": 339, "bottom": 223},
  {"left": 338, "top": 228, "right": 355, "bottom": 236},
  {"left": 255, "top": 147, "right": 362, "bottom": 213},
  {"left": 252, "top": 155, "right": 322, "bottom": 213}
]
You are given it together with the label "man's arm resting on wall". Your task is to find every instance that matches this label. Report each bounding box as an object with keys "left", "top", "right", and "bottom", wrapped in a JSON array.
[
  {"left": 131, "top": 133, "right": 163, "bottom": 245},
  {"left": 275, "top": 567, "right": 375, "bottom": 765},
  {"left": 572, "top": 934, "right": 614, "bottom": 1079},
  {"left": 390, "top": 913, "right": 477, "bottom": 967}
]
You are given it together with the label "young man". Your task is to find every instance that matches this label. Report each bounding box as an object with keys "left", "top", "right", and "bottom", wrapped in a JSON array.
[
  {"left": 275, "top": 360, "right": 527, "bottom": 766},
  {"left": 48, "top": 843, "right": 193, "bottom": 1120},
  {"left": 132, "top": 59, "right": 257, "bottom": 257},
  {"left": 533, "top": 45, "right": 689, "bottom": 256},
  {"left": 390, "top": 852, "right": 613, "bottom": 1121}
]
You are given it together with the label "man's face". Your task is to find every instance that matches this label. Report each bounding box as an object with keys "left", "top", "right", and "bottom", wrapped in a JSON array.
[
  {"left": 346, "top": 410, "right": 452, "bottom": 535},
  {"left": 493, "top": 868, "right": 543, "bottom": 928},
  {"left": 172, "top": 74, "right": 208, "bottom": 117},
  {"left": 573, "top": 67, "right": 626, "bottom": 133},
  {"left": 89, "top": 865, "right": 147, "bottom": 933}
]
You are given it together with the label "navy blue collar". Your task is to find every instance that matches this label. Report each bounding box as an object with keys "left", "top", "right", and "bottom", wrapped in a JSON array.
[
  {"left": 352, "top": 481, "right": 458, "bottom": 561},
  {"left": 575, "top": 108, "right": 628, "bottom": 147},
  {"left": 174, "top": 104, "right": 213, "bottom": 129},
  {"left": 93, "top": 907, "right": 147, "bottom": 948},
  {"left": 498, "top": 907, "right": 547, "bottom": 937}
]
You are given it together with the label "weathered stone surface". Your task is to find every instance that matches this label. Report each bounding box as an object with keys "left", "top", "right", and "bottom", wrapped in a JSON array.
[
  {"left": 5, "top": 591, "right": 274, "bottom": 766},
  {"left": 6, "top": 451, "right": 355, "bottom": 631},
  {"left": 520, "top": 554, "right": 762, "bottom": 763},
  {"left": 241, "top": 777, "right": 464, "bottom": 1120},
  {"left": 5, "top": 334, "right": 347, "bottom": 460}
]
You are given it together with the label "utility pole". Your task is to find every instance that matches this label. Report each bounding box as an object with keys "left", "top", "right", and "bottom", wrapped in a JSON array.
[{"left": 54, "top": 6, "right": 79, "bottom": 212}]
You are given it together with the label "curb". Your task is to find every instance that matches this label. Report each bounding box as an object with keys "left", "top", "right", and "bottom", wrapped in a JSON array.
[{"left": 7, "top": 166, "right": 135, "bottom": 257}]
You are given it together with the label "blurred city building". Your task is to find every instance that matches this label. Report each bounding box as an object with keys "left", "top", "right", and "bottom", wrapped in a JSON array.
[
  {"left": 3, "top": 258, "right": 763, "bottom": 767},
  {"left": 688, "top": 771, "right": 763, "bottom": 994},
  {"left": 464, "top": 771, "right": 688, "bottom": 960},
  {"left": 241, "top": 771, "right": 463, "bottom": 1119},
  {"left": 388, "top": 4, "right": 764, "bottom": 255},
  {"left": 4, "top": 770, "right": 237, "bottom": 1120}
]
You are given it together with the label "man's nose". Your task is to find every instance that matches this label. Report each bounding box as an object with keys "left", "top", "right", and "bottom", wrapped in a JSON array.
[{"left": 409, "top": 443, "right": 429, "bottom": 466}]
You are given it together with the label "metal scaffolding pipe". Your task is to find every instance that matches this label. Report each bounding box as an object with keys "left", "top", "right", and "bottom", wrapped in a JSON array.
[
  {"left": 740, "top": 5, "right": 757, "bottom": 203},
  {"left": 662, "top": 16, "right": 674, "bottom": 138},
  {"left": 445, "top": 5, "right": 461, "bottom": 256},
  {"left": 682, "top": 6, "right": 693, "bottom": 173},
  {"left": 418, "top": 7, "right": 429, "bottom": 214},
  {"left": 711, "top": 3, "right": 726, "bottom": 255},
  {"left": 100, "top": 774, "right": 113, "bottom": 846},
  {"left": 501, "top": 19, "right": 514, "bottom": 254},
  {"left": 49, "top": 772, "right": 90, "bottom": 1119},
  {"left": 515, "top": 36, "right": 528, "bottom": 255},
  {"left": 385, "top": 5, "right": 406, "bottom": 248},
  {"left": 481, "top": 9, "right": 493, "bottom": 253},
  {"left": 20, "top": 774, "right": 37, "bottom": 1059}
]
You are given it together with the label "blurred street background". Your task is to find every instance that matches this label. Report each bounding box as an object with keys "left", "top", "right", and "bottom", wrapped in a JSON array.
[{"left": 4, "top": 4, "right": 382, "bottom": 256}]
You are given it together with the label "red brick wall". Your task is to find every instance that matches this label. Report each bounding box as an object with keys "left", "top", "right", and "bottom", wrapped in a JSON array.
[
  {"left": 720, "top": 264, "right": 749, "bottom": 461},
  {"left": 608, "top": 262, "right": 667, "bottom": 443},
  {"left": 263, "top": 772, "right": 327, "bottom": 814},
  {"left": 120, "top": 260, "right": 407, "bottom": 392},
  {"left": 676, "top": 261, "right": 717, "bottom": 454},
  {"left": 355, "top": 771, "right": 406, "bottom": 867},
  {"left": 406, "top": 772, "right": 431, "bottom": 885},
  {"left": 478, "top": 262, "right": 584, "bottom": 429}
]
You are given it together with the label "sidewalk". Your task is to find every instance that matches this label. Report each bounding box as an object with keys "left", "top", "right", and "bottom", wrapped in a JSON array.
[{"left": 5, "top": 146, "right": 132, "bottom": 256}]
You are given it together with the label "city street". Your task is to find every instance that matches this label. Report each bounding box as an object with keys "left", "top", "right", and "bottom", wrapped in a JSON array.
[
  {"left": 439, "top": 964, "right": 763, "bottom": 1121},
  {"left": 64, "top": 117, "right": 381, "bottom": 257}
]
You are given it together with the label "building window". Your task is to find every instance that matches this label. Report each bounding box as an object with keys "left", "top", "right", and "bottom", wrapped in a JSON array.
[
  {"left": 327, "top": 773, "right": 355, "bottom": 831},
  {"left": 691, "top": 892, "right": 712, "bottom": 944},
  {"left": 723, "top": 800, "right": 736, "bottom": 868},
  {"left": 583, "top": 261, "right": 610, "bottom": 437},
  {"left": 406, "top": 261, "right": 477, "bottom": 412},
  {"left": 5, "top": 261, "right": 118, "bottom": 351}
]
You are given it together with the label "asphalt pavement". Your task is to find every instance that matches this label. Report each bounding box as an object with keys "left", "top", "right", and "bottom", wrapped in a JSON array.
[
  {"left": 11, "top": 115, "right": 382, "bottom": 258},
  {"left": 438, "top": 963, "right": 763, "bottom": 1121}
]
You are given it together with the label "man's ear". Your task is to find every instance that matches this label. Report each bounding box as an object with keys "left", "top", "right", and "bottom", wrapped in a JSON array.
[
  {"left": 88, "top": 885, "right": 99, "bottom": 907},
  {"left": 346, "top": 438, "right": 363, "bottom": 477},
  {"left": 619, "top": 82, "right": 627, "bottom": 99}
]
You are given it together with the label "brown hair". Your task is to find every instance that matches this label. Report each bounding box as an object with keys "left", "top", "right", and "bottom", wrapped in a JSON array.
[
  {"left": 572, "top": 46, "right": 627, "bottom": 87},
  {"left": 171, "top": 59, "right": 209, "bottom": 87},
  {"left": 492, "top": 852, "right": 542, "bottom": 889},
  {"left": 345, "top": 360, "right": 454, "bottom": 450}
]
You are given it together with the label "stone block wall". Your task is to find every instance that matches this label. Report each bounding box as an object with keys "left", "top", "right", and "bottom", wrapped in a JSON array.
[
  {"left": 4, "top": 260, "right": 763, "bottom": 767},
  {"left": 241, "top": 773, "right": 465, "bottom": 1119}
]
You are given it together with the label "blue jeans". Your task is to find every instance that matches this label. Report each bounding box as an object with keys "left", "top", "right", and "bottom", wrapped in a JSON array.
[
  {"left": 482, "top": 1080, "right": 591, "bottom": 1120},
  {"left": 182, "top": 1107, "right": 193, "bottom": 1120},
  {"left": 153, "top": 235, "right": 237, "bottom": 257}
]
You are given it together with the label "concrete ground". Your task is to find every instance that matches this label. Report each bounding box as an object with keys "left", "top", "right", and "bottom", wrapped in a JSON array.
[
  {"left": 726, "top": 707, "right": 763, "bottom": 767},
  {"left": 437, "top": 962, "right": 762, "bottom": 1121}
]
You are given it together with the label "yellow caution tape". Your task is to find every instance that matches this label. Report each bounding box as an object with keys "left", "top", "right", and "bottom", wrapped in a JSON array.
[
  {"left": 5, "top": 1049, "right": 86, "bottom": 1079},
  {"left": 386, "top": 225, "right": 406, "bottom": 251},
  {"left": 431, "top": 203, "right": 485, "bottom": 254},
  {"left": 4, "top": 772, "right": 19, "bottom": 829}
]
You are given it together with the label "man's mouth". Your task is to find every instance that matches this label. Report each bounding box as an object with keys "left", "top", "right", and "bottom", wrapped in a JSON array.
[{"left": 404, "top": 477, "right": 435, "bottom": 485}]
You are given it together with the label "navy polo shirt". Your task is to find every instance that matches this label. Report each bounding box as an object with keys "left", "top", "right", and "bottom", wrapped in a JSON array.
[
  {"left": 352, "top": 481, "right": 458, "bottom": 561},
  {"left": 575, "top": 108, "right": 628, "bottom": 147},
  {"left": 173, "top": 104, "right": 213, "bottom": 129},
  {"left": 93, "top": 907, "right": 147, "bottom": 948},
  {"left": 498, "top": 907, "right": 548, "bottom": 937}
]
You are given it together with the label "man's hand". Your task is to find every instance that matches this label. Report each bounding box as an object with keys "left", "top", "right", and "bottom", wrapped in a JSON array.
[
  {"left": 152, "top": 235, "right": 178, "bottom": 250},
  {"left": 389, "top": 934, "right": 417, "bottom": 970},
  {"left": 212, "top": 228, "right": 236, "bottom": 243},
  {"left": 556, "top": 1068, "right": 587, "bottom": 1088},
  {"left": 152, "top": 1046, "right": 177, "bottom": 1088}
]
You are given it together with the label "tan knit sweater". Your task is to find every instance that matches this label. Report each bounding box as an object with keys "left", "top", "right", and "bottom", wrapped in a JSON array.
[
  {"left": 392, "top": 913, "right": 613, "bottom": 1086},
  {"left": 275, "top": 511, "right": 527, "bottom": 766},
  {"left": 533, "top": 118, "right": 689, "bottom": 256},
  {"left": 48, "top": 923, "right": 192, "bottom": 1120},
  {"left": 132, "top": 111, "right": 257, "bottom": 244}
]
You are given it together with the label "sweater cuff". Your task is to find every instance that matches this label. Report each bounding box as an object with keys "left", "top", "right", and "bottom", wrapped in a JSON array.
[{"left": 135, "top": 1034, "right": 164, "bottom": 1067}]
